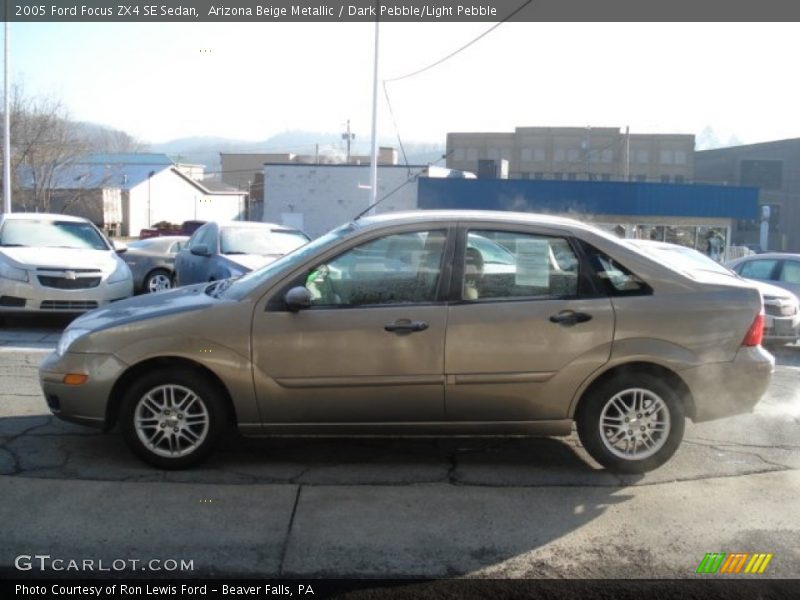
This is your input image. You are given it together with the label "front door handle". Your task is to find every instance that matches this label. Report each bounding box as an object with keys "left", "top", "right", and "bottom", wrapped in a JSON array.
[
  {"left": 385, "top": 319, "right": 429, "bottom": 333},
  {"left": 549, "top": 311, "right": 593, "bottom": 326}
]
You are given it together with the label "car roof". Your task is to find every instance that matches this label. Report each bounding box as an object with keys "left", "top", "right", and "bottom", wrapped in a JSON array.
[
  {"left": 354, "top": 210, "right": 599, "bottom": 233},
  {"left": 213, "top": 221, "right": 301, "bottom": 231},
  {"left": 735, "top": 252, "right": 800, "bottom": 260},
  {"left": 132, "top": 235, "right": 188, "bottom": 243},
  {"left": 0, "top": 212, "right": 91, "bottom": 223}
]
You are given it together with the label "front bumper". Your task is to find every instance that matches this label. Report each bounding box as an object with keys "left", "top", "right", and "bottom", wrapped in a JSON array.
[
  {"left": 680, "top": 345, "right": 775, "bottom": 422},
  {"left": 39, "top": 351, "right": 129, "bottom": 428},
  {"left": 763, "top": 313, "right": 800, "bottom": 344},
  {"left": 0, "top": 277, "right": 133, "bottom": 314}
]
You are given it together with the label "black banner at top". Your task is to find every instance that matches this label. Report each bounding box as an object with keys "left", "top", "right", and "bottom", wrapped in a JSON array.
[{"left": 5, "top": 0, "right": 800, "bottom": 22}]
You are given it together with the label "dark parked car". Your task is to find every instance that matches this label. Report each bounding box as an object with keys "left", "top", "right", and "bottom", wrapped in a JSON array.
[
  {"left": 174, "top": 221, "right": 310, "bottom": 286},
  {"left": 123, "top": 236, "right": 188, "bottom": 294},
  {"left": 139, "top": 220, "right": 206, "bottom": 240}
]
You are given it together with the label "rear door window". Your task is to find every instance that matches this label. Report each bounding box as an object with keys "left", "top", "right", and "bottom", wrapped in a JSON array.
[
  {"left": 462, "top": 230, "right": 580, "bottom": 300},
  {"left": 738, "top": 259, "right": 779, "bottom": 280}
]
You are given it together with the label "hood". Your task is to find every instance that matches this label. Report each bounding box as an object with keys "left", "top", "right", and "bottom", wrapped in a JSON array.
[
  {"left": 70, "top": 283, "right": 219, "bottom": 333},
  {"left": 223, "top": 253, "right": 280, "bottom": 271},
  {"left": 744, "top": 278, "right": 798, "bottom": 302},
  {"left": 0, "top": 247, "right": 117, "bottom": 273}
]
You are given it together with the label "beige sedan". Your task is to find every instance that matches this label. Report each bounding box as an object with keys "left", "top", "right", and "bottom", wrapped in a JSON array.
[{"left": 39, "top": 211, "right": 773, "bottom": 472}]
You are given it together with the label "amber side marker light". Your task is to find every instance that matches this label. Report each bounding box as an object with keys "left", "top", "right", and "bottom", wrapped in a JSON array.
[{"left": 63, "top": 374, "right": 89, "bottom": 385}]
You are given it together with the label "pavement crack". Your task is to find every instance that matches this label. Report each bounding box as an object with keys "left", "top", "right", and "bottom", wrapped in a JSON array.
[
  {"left": 685, "top": 436, "right": 800, "bottom": 451},
  {"left": 278, "top": 485, "right": 302, "bottom": 577}
]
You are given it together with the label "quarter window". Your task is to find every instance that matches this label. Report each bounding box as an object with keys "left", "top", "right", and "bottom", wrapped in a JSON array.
[
  {"left": 305, "top": 230, "right": 447, "bottom": 307},
  {"left": 780, "top": 260, "right": 800, "bottom": 284},
  {"left": 463, "top": 231, "right": 580, "bottom": 301}
]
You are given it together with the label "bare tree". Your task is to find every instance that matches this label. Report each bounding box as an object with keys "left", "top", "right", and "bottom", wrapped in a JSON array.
[
  {"left": 2, "top": 85, "right": 147, "bottom": 213},
  {"left": 3, "top": 84, "right": 89, "bottom": 212}
]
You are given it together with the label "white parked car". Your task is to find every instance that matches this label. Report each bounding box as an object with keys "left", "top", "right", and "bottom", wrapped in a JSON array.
[{"left": 0, "top": 213, "right": 133, "bottom": 316}]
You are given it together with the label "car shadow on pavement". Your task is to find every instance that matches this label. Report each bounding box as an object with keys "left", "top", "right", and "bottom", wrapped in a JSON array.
[{"left": 0, "top": 413, "right": 635, "bottom": 486}]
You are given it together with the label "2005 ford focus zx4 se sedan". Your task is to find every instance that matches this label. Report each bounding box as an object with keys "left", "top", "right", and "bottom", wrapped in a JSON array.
[{"left": 39, "top": 211, "right": 774, "bottom": 472}]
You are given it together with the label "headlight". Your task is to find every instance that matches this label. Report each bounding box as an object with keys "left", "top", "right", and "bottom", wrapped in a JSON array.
[
  {"left": 56, "top": 328, "right": 91, "bottom": 356},
  {"left": 0, "top": 261, "right": 29, "bottom": 283},
  {"left": 107, "top": 260, "right": 132, "bottom": 284}
]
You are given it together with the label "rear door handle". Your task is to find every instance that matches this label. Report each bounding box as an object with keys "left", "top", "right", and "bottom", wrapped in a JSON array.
[
  {"left": 385, "top": 320, "right": 429, "bottom": 333},
  {"left": 549, "top": 311, "right": 593, "bottom": 326}
]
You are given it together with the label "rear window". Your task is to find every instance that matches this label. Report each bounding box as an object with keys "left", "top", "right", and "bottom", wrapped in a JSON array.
[{"left": 220, "top": 227, "right": 309, "bottom": 256}]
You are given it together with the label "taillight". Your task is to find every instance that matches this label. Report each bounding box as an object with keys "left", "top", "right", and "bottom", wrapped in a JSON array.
[{"left": 742, "top": 312, "right": 764, "bottom": 347}]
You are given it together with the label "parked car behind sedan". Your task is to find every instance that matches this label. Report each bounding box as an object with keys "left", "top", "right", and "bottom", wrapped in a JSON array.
[
  {"left": 628, "top": 240, "right": 800, "bottom": 346},
  {"left": 124, "top": 236, "right": 188, "bottom": 294},
  {"left": 41, "top": 211, "right": 773, "bottom": 473},
  {"left": 0, "top": 212, "right": 133, "bottom": 316},
  {"left": 174, "top": 221, "right": 310, "bottom": 286},
  {"left": 726, "top": 253, "right": 800, "bottom": 298}
]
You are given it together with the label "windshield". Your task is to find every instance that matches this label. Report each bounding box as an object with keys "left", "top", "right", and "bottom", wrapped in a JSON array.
[
  {"left": 220, "top": 227, "right": 309, "bottom": 256},
  {"left": 630, "top": 242, "right": 735, "bottom": 277},
  {"left": 0, "top": 219, "right": 110, "bottom": 250},
  {"left": 222, "top": 223, "right": 356, "bottom": 300}
]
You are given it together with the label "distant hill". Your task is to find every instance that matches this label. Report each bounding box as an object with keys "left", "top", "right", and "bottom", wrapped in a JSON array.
[{"left": 150, "top": 131, "right": 445, "bottom": 176}]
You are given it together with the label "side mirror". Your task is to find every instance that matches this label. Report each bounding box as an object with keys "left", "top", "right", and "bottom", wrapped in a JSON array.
[
  {"left": 191, "top": 244, "right": 211, "bottom": 257},
  {"left": 284, "top": 286, "right": 312, "bottom": 312},
  {"left": 113, "top": 241, "right": 128, "bottom": 254}
]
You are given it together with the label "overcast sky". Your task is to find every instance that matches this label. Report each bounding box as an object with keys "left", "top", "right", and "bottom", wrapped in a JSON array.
[{"left": 9, "top": 22, "right": 800, "bottom": 147}]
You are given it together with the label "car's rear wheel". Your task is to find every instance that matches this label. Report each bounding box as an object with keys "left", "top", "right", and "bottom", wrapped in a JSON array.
[
  {"left": 576, "top": 372, "right": 685, "bottom": 473},
  {"left": 119, "top": 368, "right": 226, "bottom": 469},
  {"left": 144, "top": 269, "right": 173, "bottom": 293}
]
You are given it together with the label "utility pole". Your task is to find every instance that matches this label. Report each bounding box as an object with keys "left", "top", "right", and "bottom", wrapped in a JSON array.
[
  {"left": 342, "top": 119, "right": 355, "bottom": 163},
  {"left": 624, "top": 125, "right": 630, "bottom": 181},
  {"left": 584, "top": 126, "right": 591, "bottom": 180},
  {"left": 368, "top": 20, "right": 379, "bottom": 213},
  {"left": 3, "top": 20, "right": 11, "bottom": 214}
]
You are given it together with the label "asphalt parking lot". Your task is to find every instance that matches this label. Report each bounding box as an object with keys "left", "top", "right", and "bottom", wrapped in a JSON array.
[{"left": 0, "top": 316, "right": 798, "bottom": 579}]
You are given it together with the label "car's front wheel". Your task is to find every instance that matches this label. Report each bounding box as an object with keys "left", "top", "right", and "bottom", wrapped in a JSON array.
[
  {"left": 576, "top": 372, "right": 685, "bottom": 474},
  {"left": 144, "top": 269, "right": 173, "bottom": 293},
  {"left": 119, "top": 368, "right": 226, "bottom": 469}
]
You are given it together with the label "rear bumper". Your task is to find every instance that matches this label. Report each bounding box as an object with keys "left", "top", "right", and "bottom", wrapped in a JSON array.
[{"left": 681, "top": 345, "right": 774, "bottom": 422}]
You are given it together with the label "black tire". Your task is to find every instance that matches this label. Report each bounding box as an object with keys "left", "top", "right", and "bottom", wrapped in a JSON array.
[
  {"left": 143, "top": 268, "right": 173, "bottom": 294},
  {"left": 119, "top": 367, "right": 227, "bottom": 469},
  {"left": 576, "top": 372, "right": 685, "bottom": 474}
]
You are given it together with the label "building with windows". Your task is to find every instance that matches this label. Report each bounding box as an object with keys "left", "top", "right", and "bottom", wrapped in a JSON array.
[
  {"left": 695, "top": 138, "right": 800, "bottom": 253},
  {"left": 446, "top": 127, "right": 694, "bottom": 184}
]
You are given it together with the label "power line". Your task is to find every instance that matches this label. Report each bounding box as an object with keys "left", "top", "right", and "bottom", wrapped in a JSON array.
[{"left": 384, "top": 0, "right": 533, "bottom": 83}]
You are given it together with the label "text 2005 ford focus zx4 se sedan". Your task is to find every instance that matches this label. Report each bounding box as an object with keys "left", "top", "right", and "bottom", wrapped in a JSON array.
[{"left": 39, "top": 211, "right": 774, "bottom": 473}]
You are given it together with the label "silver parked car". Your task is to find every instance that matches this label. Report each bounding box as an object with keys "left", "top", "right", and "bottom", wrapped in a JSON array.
[
  {"left": 174, "top": 221, "right": 310, "bottom": 286},
  {"left": 0, "top": 213, "right": 133, "bottom": 316},
  {"left": 726, "top": 253, "right": 800, "bottom": 298},
  {"left": 123, "top": 236, "right": 188, "bottom": 294},
  {"left": 629, "top": 240, "right": 800, "bottom": 345},
  {"left": 40, "top": 211, "right": 773, "bottom": 472}
]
